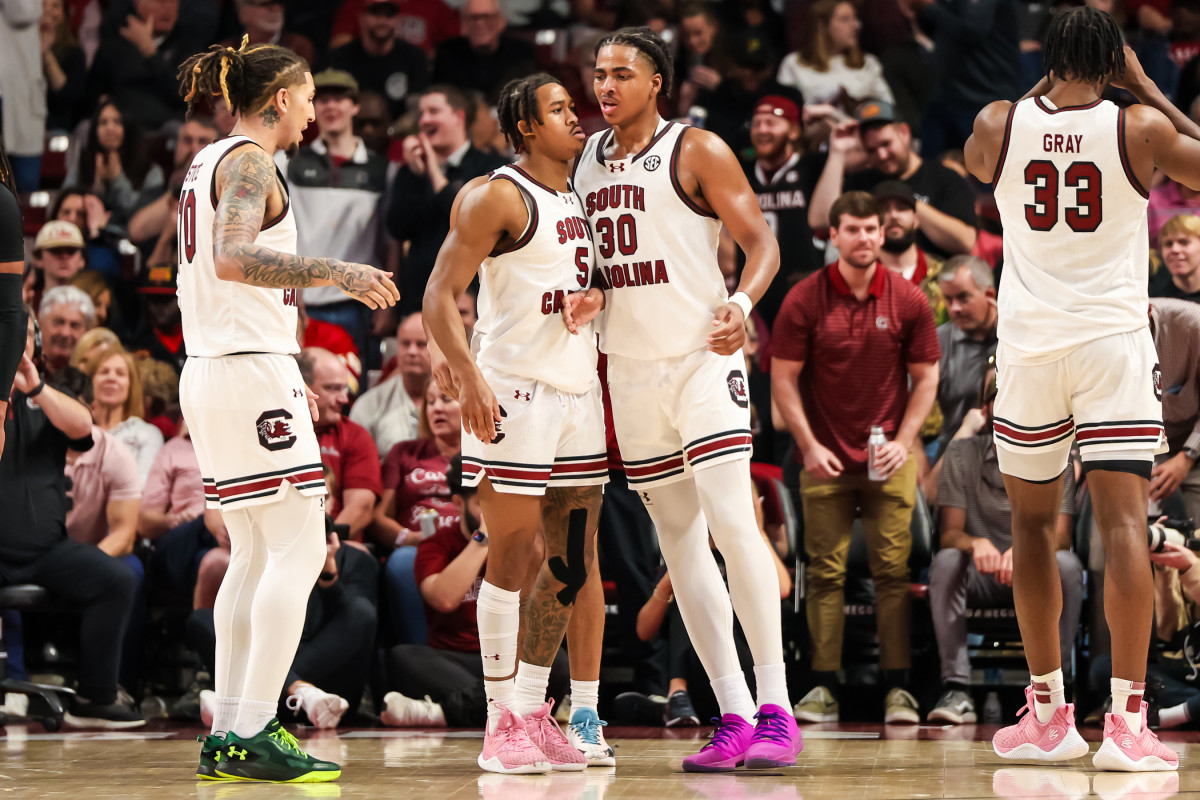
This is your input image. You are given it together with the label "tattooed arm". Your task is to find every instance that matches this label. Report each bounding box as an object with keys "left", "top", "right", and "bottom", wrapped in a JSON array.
[{"left": 213, "top": 144, "right": 400, "bottom": 310}]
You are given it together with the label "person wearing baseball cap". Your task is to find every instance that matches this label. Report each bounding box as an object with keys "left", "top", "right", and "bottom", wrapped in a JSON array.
[
  {"left": 325, "top": 0, "right": 431, "bottom": 120},
  {"left": 873, "top": 179, "right": 947, "bottom": 323},
  {"left": 809, "top": 96, "right": 978, "bottom": 260},
  {"left": 35, "top": 220, "right": 87, "bottom": 293},
  {"left": 740, "top": 95, "right": 825, "bottom": 328},
  {"left": 129, "top": 261, "right": 187, "bottom": 375}
]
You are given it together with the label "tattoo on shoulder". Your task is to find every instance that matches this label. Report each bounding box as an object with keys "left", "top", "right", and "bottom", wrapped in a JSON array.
[{"left": 258, "top": 104, "right": 280, "bottom": 129}]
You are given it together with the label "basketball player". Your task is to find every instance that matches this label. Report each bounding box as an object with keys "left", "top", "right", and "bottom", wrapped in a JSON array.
[
  {"left": 176, "top": 40, "right": 398, "bottom": 782},
  {"left": 964, "top": 8, "right": 1196, "bottom": 771},
  {"left": 564, "top": 27, "right": 803, "bottom": 772},
  {"left": 0, "top": 136, "right": 26, "bottom": 460},
  {"left": 423, "top": 74, "right": 610, "bottom": 774}
]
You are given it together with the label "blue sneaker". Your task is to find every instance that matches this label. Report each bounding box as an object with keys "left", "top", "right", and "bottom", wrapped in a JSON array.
[{"left": 566, "top": 708, "right": 615, "bottom": 767}]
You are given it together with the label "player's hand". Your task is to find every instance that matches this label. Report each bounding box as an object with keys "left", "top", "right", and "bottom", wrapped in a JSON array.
[
  {"left": 1150, "top": 540, "right": 1199, "bottom": 572},
  {"left": 458, "top": 369, "right": 502, "bottom": 444},
  {"left": 708, "top": 302, "right": 746, "bottom": 355},
  {"left": 304, "top": 382, "right": 319, "bottom": 422},
  {"left": 430, "top": 345, "right": 459, "bottom": 399},
  {"left": 995, "top": 547, "right": 1014, "bottom": 587},
  {"left": 970, "top": 537, "right": 1002, "bottom": 575},
  {"left": 802, "top": 441, "right": 844, "bottom": 480},
  {"left": 1151, "top": 452, "right": 1191, "bottom": 502},
  {"left": 12, "top": 355, "right": 39, "bottom": 395},
  {"left": 562, "top": 288, "right": 604, "bottom": 334},
  {"left": 871, "top": 440, "right": 908, "bottom": 479},
  {"left": 1112, "top": 45, "right": 1150, "bottom": 96},
  {"left": 829, "top": 120, "right": 860, "bottom": 155},
  {"left": 334, "top": 262, "right": 400, "bottom": 310}
]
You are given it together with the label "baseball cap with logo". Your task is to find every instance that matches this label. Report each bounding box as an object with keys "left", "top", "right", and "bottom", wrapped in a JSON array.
[
  {"left": 872, "top": 179, "right": 917, "bottom": 209},
  {"left": 314, "top": 69, "right": 359, "bottom": 99},
  {"left": 34, "top": 220, "right": 85, "bottom": 252},
  {"left": 138, "top": 262, "right": 178, "bottom": 296},
  {"left": 855, "top": 99, "right": 898, "bottom": 127},
  {"left": 754, "top": 95, "right": 801, "bottom": 125}
]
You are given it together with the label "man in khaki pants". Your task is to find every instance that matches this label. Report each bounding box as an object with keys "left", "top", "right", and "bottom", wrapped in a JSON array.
[{"left": 772, "top": 191, "right": 941, "bottom": 724}]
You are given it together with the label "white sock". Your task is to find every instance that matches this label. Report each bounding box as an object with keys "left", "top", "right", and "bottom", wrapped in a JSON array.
[
  {"left": 1031, "top": 669, "right": 1065, "bottom": 724},
  {"left": 571, "top": 679, "right": 599, "bottom": 717},
  {"left": 1158, "top": 702, "right": 1191, "bottom": 729},
  {"left": 1111, "top": 678, "right": 1145, "bottom": 735},
  {"left": 711, "top": 672, "right": 756, "bottom": 724},
  {"left": 514, "top": 661, "right": 551, "bottom": 717},
  {"left": 212, "top": 695, "right": 240, "bottom": 735},
  {"left": 232, "top": 698, "right": 277, "bottom": 738},
  {"left": 754, "top": 663, "right": 790, "bottom": 711},
  {"left": 477, "top": 580, "right": 520, "bottom": 732}
]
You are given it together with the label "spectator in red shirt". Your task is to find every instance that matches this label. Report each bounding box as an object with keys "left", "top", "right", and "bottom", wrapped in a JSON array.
[
  {"left": 380, "top": 455, "right": 566, "bottom": 727},
  {"left": 771, "top": 191, "right": 940, "bottom": 724},
  {"left": 375, "top": 376, "right": 461, "bottom": 643},
  {"left": 298, "top": 347, "right": 382, "bottom": 541}
]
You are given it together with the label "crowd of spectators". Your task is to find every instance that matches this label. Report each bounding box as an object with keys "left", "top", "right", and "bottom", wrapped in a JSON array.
[{"left": 4, "top": 0, "right": 1200, "bottom": 732}]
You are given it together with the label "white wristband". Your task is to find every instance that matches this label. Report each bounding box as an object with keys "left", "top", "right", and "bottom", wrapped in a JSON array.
[{"left": 729, "top": 292, "right": 753, "bottom": 319}]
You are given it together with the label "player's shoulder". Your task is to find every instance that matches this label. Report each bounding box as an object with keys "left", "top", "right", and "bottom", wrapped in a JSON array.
[
  {"left": 973, "top": 99, "right": 1017, "bottom": 137},
  {"left": 1122, "top": 102, "right": 1175, "bottom": 143},
  {"left": 676, "top": 125, "right": 735, "bottom": 160}
]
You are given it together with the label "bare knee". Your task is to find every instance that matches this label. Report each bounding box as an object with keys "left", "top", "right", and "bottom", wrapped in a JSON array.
[{"left": 194, "top": 548, "right": 230, "bottom": 609}]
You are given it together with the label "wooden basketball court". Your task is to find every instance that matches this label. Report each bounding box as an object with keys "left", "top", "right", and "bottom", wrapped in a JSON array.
[{"left": 2, "top": 722, "right": 1194, "bottom": 799}]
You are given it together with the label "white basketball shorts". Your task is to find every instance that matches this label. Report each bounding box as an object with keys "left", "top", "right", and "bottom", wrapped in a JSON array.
[
  {"left": 607, "top": 348, "right": 753, "bottom": 489},
  {"left": 993, "top": 327, "right": 1165, "bottom": 482},
  {"left": 180, "top": 353, "right": 326, "bottom": 510},
  {"left": 461, "top": 366, "right": 609, "bottom": 496}
]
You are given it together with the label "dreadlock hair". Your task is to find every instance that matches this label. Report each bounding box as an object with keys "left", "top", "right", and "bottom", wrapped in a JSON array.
[
  {"left": 178, "top": 35, "right": 310, "bottom": 120},
  {"left": 595, "top": 26, "right": 675, "bottom": 99},
  {"left": 497, "top": 73, "right": 563, "bottom": 152},
  {"left": 1043, "top": 6, "right": 1125, "bottom": 85}
]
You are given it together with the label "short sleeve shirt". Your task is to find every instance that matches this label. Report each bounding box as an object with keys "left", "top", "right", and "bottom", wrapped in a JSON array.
[
  {"left": 381, "top": 438, "right": 460, "bottom": 537},
  {"left": 939, "top": 434, "right": 1075, "bottom": 550},
  {"left": 316, "top": 417, "right": 383, "bottom": 517},
  {"left": 66, "top": 427, "right": 142, "bottom": 546},
  {"left": 772, "top": 263, "right": 941, "bottom": 471},
  {"left": 413, "top": 527, "right": 483, "bottom": 652},
  {"left": 847, "top": 159, "right": 978, "bottom": 260},
  {"left": 141, "top": 434, "right": 205, "bottom": 518}
]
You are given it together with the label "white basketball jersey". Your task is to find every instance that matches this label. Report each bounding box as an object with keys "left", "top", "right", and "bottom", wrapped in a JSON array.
[
  {"left": 474, "top": 164, "right": 598, "bottom": 394},
  {"left": 574, "top": 119, "right": 724, "bottom": 360},
  {"left": 993, "top": 97, "right": 1150, "bottom": 359},
  {"left": 177, "top": 136, "right": 301, "bottom": 358}
]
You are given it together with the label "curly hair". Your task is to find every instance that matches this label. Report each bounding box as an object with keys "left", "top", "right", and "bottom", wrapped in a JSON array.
[{"left": 178, "top": 35, "right": 310, "bottom": 119}]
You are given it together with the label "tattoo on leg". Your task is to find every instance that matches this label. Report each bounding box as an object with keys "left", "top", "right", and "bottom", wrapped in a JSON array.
[{"left": 258, "top": 104, "right": 280, "bottom": 129}]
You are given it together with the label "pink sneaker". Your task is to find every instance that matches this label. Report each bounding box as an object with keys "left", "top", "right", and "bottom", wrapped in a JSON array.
[
  {"left": 992, "top": 686, "right": 1089, "bottom": 763},
  {"left": 1092, "top": 701, "right": 1179, "bottom": 772},
  {"left": 477, "top": 702, "right": 551, "bottom": 774},
  {"left": 524, "top": 700, "right": 587, "bottom": 772},
  {"left": 682, "top": 714, "right": 755, "bottom": 773},
  {"left": 744, "top": 704, "right": 803, "bottom": 770}
]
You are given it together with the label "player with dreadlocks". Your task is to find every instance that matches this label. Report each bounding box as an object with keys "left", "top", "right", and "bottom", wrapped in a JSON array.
[
  {"left": 176, "top": 37, "right": 398, "bottom": 782},
  {"left": 0, "top": 132, "right": 25, "bottom": 461},
  {"left": 964, "top": 6, "right": 1200, "bottom": 770},
  {"left": 564, "top": 27, "right": 801, "bottom": 772},
  {"left": 424, "top": 73, "right": 611, "bottom": 774}
]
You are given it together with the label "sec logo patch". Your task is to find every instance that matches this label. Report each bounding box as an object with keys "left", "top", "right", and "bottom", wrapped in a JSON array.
[{"left": 643, "top": 155, "right": 661, "bottom": 172}]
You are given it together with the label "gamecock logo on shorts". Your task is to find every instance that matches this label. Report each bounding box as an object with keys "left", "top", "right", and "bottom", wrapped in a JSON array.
[
  {"left": 256, "top": 409, "right": 297, "bottom": 451},
  {"left": 1153, "top": 362, "right": 1163, "bottom": 402},
  {"left": 727, "top": 370, "right": 749, "bottom": 409}
]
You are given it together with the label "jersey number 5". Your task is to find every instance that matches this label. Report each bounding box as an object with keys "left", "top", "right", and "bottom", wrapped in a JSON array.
[
  {"left": 1024, "top": 160, "right": 1101, "bottom": 233},
  {"left": 178, "top": 188, "right": 197, "bottom": 263}
]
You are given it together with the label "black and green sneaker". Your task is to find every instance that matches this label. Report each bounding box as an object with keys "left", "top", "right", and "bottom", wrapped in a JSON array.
[
  {"left": 214, "top": 718, "right": 341, "bottom": 783},
  {"left": 196, "top": 733, "right": 233, "bottom": 781}
]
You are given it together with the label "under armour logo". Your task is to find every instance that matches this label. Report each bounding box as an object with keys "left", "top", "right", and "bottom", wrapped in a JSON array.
[
  {"left": 293, "top": 388, "right": 304, "bottom": 398},
  {"left": 486, "top": 653, "right": 501, "bottom": 661},
  {"left": 514, "top": 390, "right": 531, "bottom": 401},
  {"left": 213, "top": 750, "right": 223, "bottom": 762},
  {"left": 1048, "top": 728, "right": 1059, "bottom": 741},
  {"left": 227, "top": 747, "right": 248, "bottom": 760},
  {"left": 609, "top": 162, "right": 626, "bottom": 173},
  {"left": 640, "top": 491, "right": 652, "bottom": 504},
  {"left": 1120, "top": 737, "right": 1133, "bottom": 749}
]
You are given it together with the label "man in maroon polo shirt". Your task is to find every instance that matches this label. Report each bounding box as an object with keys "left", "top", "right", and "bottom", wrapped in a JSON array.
[{"left": 771, "top": 191, "right": 941, "bottom": 725}]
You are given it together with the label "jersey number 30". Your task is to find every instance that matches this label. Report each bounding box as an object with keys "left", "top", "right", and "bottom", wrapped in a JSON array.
[
  {"left": 1023, "top": 160, "right": 1101, "bottom": 233},
  {"left": 178, "top": 188, "right": 197, "bottom": 263}
]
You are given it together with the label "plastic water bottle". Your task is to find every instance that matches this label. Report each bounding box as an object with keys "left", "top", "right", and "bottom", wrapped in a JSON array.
[
  {"left": 867, "top": 426, "right": 887, "bottom": 482},
  {"left": 417, "top": 508, "right": 439, "bottom": 540},
  {"left": 983, "top": 691, "right": 1002, "bottom": 724}
]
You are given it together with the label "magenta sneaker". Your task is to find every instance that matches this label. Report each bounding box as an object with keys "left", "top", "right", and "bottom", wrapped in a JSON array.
[
  {"left": 744, "top": 704, "right": 803, "bottom": 769},
  {"left": 1093, "top": 701, "right": 1179, "bottom": 772},
  {"left": 477, "top": 702, "right": 551, "bottom": 774},
  {"left": 524, "top": 700, "right": 587, "bottom": 771},
  {"left": 682, "top": 714, "right": 755, "bottom": 773},
  {"left": 992, "top": 686, "right": 1089, "bottom": 763}
]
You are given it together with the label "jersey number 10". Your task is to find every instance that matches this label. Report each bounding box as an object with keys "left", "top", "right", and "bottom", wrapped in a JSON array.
[
  {"left": 178, "top": 188, "right": 197, "bottom": 263},
  {"left": 1023, "top": 160, "right": 1101, "bottom": 233}
]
